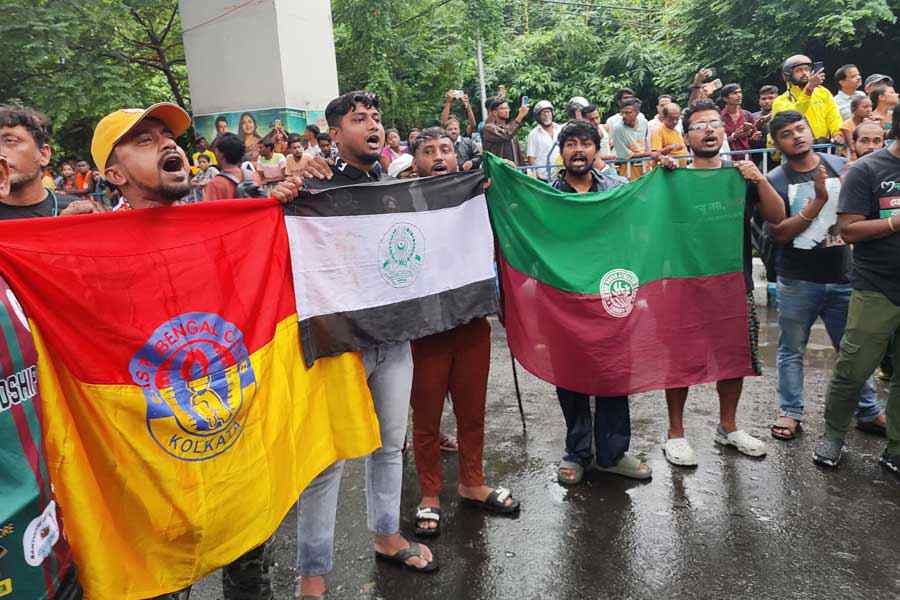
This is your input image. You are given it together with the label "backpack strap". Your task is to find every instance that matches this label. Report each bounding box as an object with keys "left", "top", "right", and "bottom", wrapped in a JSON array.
[
  {"left": 819, "top": 152, "right": 848, "bottom": 176},
  {"left": 217, "top": 171, "right": 241, "bottom": 186}
]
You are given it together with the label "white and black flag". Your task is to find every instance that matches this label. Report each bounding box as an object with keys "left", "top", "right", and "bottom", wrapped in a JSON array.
[{"left": 284, "top": 171, "right": 498, "bottom": 366}]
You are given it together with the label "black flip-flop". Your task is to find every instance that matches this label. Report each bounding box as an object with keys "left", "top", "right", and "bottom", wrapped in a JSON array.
[
  {"left": 414, "top": 506, "right": 441, "bottom": 538},
  {"left": 375, "top": 541, "right": 438, "bottom": 573},
  {"left": 460, "top": 487, "right": 520, "bottom": 515},
  {"left": 771, "top": 420, "right": 802, "bottom": 441}
]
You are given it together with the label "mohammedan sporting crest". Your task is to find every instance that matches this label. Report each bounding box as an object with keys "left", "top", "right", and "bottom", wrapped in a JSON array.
[
  {"left": 129, "top": 312, "right": 256, "bottom": 461},
  {"left": 599, "top": 269, "right": 640, "bottom": 318},
  {"left": 379, "top": 222, "right": 425, "bottom": 288}
]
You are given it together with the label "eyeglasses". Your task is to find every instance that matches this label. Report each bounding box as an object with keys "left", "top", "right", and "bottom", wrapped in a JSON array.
[{"left": 687, "top": 119, "right": 724, "bottom": 132}]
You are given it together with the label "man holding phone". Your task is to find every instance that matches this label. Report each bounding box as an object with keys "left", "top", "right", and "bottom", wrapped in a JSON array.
[
  {"left": 772, "top": 55, "right": 843, "bottom": 144},
  {"left": 720, "top": 83, "right": 759, "bottom": 160},
  {"left": 481, "top": 96, "right": 529, "bottom": 164}
]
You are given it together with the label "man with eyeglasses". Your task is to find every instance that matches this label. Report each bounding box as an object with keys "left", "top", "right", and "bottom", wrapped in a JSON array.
[
  {"left": 772, "top": 55, "right": 843, "bottom": 144},
  {"left": 658, "top": 100, "right": 785, "bottom": 468}
]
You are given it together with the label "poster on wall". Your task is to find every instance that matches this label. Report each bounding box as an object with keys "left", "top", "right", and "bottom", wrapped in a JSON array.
[{"left": 193, "top": 107, "right": 328, "bottom": 149}]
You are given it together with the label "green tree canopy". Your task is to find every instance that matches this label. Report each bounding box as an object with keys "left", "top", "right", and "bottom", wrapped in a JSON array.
[{"left": 1, "top": 0, "right": 898, "bottom": 160}]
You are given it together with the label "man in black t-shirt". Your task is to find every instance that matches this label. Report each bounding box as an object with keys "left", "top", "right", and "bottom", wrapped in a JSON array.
[
  {"left": 813, "top": 109, "right": 900, "bottom": 476},
  {"left": 296, "top": 91, "right": 436, "bottom": 600},
  {"left": 0, "top": 105, "right": 90, "bottom": 220},
  {"left": 765, "top": 111, "right": 884, "bottom": 441}
]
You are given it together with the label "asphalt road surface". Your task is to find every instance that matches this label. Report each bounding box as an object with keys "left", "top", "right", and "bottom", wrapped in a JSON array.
[{"left": 193, "top": 307, "right": 899, "bottom": 600}]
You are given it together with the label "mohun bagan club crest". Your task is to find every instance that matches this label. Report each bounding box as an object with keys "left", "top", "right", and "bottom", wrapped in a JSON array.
[
  {"left": 129, "top": 312, "right": 256, "bottom": 461},
  {"left": 599, "top": 269, "right": 640, "bottom": 318},
  {"left": 379, "top": 222, "right": 424, "bottom": 288}
]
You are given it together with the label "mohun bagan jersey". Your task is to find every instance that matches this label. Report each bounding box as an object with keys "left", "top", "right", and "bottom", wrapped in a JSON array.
[{"left": 0, "top": 276, "right": 72, "bottom": 599}]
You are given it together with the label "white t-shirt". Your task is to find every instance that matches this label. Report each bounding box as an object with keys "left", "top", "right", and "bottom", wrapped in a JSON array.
[{"left": 526, "top": 123, "right": 563, "bottom": 180}]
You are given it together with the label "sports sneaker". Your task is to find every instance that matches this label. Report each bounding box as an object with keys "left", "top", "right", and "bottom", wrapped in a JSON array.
[
  {"left": 663, "top": 437, "right": 698, "bottom": 467},
  {"left": 714, "top": 427, "right": 767, "bottom": 458},
  {"left": 813, "top": 437, "right": 844, "bottom": 468},
  {"left": 879, "top": 451, "right": 899, "bottom": 477}
]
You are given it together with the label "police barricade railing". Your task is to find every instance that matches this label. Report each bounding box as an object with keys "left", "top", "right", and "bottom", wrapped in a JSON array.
[{"left": 519, "top": 143, "right": 841, "bottom": 179}]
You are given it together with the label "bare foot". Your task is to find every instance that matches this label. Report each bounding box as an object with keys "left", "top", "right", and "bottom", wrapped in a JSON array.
[
  {"left": 373, "top": 533, "right": 433, "bottom": 569},
  {"left": 296, "top": 575, "right": 325, "bottom": 598}
]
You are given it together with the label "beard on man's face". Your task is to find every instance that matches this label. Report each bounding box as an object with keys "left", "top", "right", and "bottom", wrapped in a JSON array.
[
  {"left": 564, "top": 152, "right": 593, "bottom": 175},
  {"left": 122, "top": 165, "right": 191, "bottom": 203},
  {"left": 8, "top": 162, "right": 41, "bottom": 192},
  {"left": 692, "top": 147, "right": 720, "bottom": 159}
]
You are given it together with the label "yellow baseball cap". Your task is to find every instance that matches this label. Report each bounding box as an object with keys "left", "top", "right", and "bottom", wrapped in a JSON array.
[{"left": 91, "top": 102, "right": 192, "bottom": 172}]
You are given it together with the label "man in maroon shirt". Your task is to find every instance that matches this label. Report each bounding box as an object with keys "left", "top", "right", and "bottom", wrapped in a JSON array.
[
  {"left": 720, "top": 83, "right": 760, "bottom": 160},
  {"left": 204, "top": 133, "right": 247, "bottom": 201}
]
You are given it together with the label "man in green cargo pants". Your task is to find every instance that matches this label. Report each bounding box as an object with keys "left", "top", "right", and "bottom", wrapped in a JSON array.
[{"left": 813, "top": 109, "right": 900, "bottom": 477}]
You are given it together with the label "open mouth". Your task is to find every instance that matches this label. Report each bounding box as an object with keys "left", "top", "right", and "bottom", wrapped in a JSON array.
[
  {"left": 365, "top": 134, "right": 381, "bottom": 150},
  {"left": 160, "top": 153, "right": 184, "bottom": 173},
  {"left": 570, "top": 154, "right": 588, "bottom": 165},
  {"left": 701, "top": 135, "right": 718, "bottom": 145},
  {"left": 431, "top": 162, "right": 448, "bottom": 173}
]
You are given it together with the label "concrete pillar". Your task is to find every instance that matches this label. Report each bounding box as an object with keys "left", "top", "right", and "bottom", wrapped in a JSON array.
[{"left": 179, "top": 0, "right": 339, "bottom": 147}]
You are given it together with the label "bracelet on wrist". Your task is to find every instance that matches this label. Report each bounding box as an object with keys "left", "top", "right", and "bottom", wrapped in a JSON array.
[
  {"left": 798, "top": 209, "right": 814, "bottom": 222},
  {"left": 889, "top": 214, "right": 897, "bottom": 233}
]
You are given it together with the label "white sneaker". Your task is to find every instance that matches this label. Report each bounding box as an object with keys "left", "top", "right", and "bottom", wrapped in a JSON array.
[
  {"left": 715, "top": 428, "right": 767, "bottom": 458},
  {"left": 663, "top": 437, "right": 698, "bottom": 467}
]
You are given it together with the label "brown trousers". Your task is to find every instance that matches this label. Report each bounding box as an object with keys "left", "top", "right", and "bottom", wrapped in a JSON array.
[{"left": 411, "top": 317, "right": 491, "bottom": 496}]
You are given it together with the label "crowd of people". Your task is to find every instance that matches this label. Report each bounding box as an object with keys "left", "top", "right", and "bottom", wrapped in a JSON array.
[{"left": 1, "top": 51, "right": 898, "bottom": 600}]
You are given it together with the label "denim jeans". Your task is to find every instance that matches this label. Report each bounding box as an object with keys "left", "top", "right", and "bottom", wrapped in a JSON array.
[
  {"left": 556, "top": 388, "right": 630, "bottom": 468},
  {"left": 777, "top": 277, "right": 880, "bottom": 422},
  {"left": 295, "top": 342, "right": 413, "bottom": 576}
]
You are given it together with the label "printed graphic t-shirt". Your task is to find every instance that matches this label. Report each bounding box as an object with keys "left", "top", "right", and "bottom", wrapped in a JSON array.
[
  {"left": 838, "top": 148, "right": 900, "bottom": 306},
  {"left": 0, "top": 276, "right": 73, "bottom": 599}
]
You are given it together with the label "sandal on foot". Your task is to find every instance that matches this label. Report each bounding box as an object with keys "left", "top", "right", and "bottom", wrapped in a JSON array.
[
  {"left": 856, "top": 418, "right": 887, "bottom": 437},
  {"left": 375, "top": 541, "right": 438, "bottom": 573},
  {"left": 596, "top": 453, "right": 652, "bottom": 480},
  {"left": 414, "top": 506, "right": 441, "bottom": 538},
  {"left": 440, "top": 433, "right": 459, "bottom": 452},
  {"left": 771, "top": 417, "right": 802, "bottom": 441},
  {"left": 461, "top": 487, "right": 520, "bottom": 515},
  {"left": 557, "top": 460, "right": 584, "bottom": 485}
]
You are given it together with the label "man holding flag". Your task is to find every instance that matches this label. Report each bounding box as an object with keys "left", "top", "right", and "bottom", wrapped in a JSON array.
[
  {"left": 295, "top": 91, "right": 437, "bottom": 600},
  {"left": 408, "top": 127, "right": 520, "bottom": 538},
  {"left": 549, "top": 120, "right": 652, "bottom": 486},
  {"left": 88, "top": 103, "right": 301, "bottom": 598},
  {"left": 660, "top": 100, "right": 786, "bottom": 467}
]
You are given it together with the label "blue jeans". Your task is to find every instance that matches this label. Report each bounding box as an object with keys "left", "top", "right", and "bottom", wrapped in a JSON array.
[
  {"left": 295, "top": 342, "right": 413, "bottom": 576},
  {"left": 777, "top": 277, "right": 880, "bottom": 422},
  {"left": 556, "top": 388, "right": 630, "bottom": 468}
]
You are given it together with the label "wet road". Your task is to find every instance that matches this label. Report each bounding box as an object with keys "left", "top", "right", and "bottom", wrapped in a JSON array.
[{"left": 194, "top": 306, "right": 899, "bottom": 600}]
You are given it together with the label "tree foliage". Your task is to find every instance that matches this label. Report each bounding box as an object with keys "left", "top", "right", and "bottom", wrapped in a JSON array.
[
  {"left": 1, "top": 0, "right": 898, "bottom": 159},
  {"left": 0, "top": 0, "right": 187, "bottom": 160}
]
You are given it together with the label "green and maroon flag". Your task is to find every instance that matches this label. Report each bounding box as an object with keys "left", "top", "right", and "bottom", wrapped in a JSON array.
[{"left": 484, "top": 153, "right": 754, "bottom": 396}]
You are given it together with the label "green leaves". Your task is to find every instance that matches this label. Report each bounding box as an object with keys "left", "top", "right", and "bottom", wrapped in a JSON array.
[{"left": 0, "top": 0, "right": 187, "bottom": 161}]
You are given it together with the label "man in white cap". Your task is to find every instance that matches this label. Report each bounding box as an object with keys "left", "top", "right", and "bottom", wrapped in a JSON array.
[
  {"left": 387, "top": 153, "right": 415, "bottom": 179},
  {"left": 526, "top": 100, "right": 562, "bottom": 181}
]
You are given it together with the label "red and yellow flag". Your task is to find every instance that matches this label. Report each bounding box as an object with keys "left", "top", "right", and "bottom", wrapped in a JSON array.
[{"left": 0, "top": 200, "right": 379, "bottom": 599}]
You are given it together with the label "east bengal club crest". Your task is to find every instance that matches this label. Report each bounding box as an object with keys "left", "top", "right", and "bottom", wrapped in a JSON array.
[
  {"left": 129, "top": 312, "right": 256, "bottom": 461},
  {"left": 379, "top": 222, "right": 424, "bottom": 288}
]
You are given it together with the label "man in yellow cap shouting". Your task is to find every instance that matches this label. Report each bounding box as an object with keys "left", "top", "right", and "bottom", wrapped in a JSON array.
[{"left": 90, "top": 102, "right": 301, "bottom": 599}]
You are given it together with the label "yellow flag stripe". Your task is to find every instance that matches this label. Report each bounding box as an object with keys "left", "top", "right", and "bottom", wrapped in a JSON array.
[{"left": 32, "top": 316, "right": 378, "bottom": 599}]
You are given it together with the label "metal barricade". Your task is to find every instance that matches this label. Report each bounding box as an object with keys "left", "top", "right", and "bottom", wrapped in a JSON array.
[{"left": 518, "top": 144, "right": 841, "bottom": 177}]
